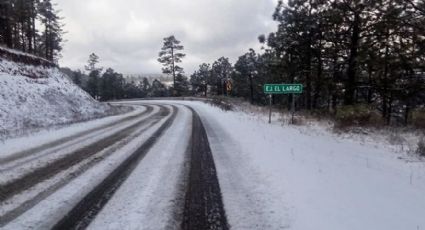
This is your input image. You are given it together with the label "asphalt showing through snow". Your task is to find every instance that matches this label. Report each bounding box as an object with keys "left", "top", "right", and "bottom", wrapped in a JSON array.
[{"left": 182, "top": 107, "right": 229, "bottom": 230}]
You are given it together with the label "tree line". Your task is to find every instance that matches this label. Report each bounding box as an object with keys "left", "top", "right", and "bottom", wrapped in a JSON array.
[
  {"left": 190, "top": 0, "right": 425, "bottom": 126},
  {"left": 0, "top": 0, "right": 63, "bottom": 62},
  {"left": 68, "top": 53, "right": 174, "bottom": 101},
  {"left": 70, "top": 36, "right": 192, "bottom": 101}
]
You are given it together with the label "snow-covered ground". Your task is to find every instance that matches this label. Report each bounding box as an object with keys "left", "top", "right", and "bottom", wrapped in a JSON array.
[
  {"left": 0, "top": 55, "right": 123, "bottom": 140},
  {"left": 170, "top": 100, "right": 425, "bottom": 230},
  {"left": 1, "top": 99, "right": 424, "bottom": 230}
]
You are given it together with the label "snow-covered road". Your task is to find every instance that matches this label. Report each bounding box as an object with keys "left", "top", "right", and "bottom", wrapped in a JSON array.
[{"left": 1, "top": 100, "right": 424, "bottom": 230}]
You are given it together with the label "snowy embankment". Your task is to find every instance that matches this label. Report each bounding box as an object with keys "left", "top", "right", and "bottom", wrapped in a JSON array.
[
  {"left": 0, "top": 48, "right": 124, "bottom": 139},
  {"left": 173, "top": 100, "right": 425, "bottom": 230}
]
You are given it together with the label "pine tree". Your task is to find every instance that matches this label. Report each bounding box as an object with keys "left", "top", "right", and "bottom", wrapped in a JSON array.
[
  {"left": 37, "top": 0, "right": 63, "bottom": 61},
  {"left": 0, "top": 0, "right": 63, "bottom": 60},
  {"left": 157, "top": 35, "right": 185, "bottom": 95},
  {"left": 72, "top": 69, "right": 83, "bottom": 87},
  {"left": 175, "top": 74, "right": 190, "bottom": 96},
  {"left": 99, "top": 68, "right": 116, "bottom": 101},
  {"left": 234, "top": 49, "right": 258, "bottom": 103},
  {"left": 85, "top": 53, "right": 101, "bottom": 72},
  {"left": 85, "top": 53, "right": 102, "bottom": 99},
  {"left": 151, "top": 79, "right": 167, "bottom": 97},
  {"left": 141, "top": 77, "right": 151, "bottom": 95},
  {"left": 211, "top": 57, "right": 232, "bottom": 96},
  {"left": 190, "top": 63, "right": 210, "bottom": 96},
  {"left": 0, "top": 0, "right": 13, "bottom": 48}
]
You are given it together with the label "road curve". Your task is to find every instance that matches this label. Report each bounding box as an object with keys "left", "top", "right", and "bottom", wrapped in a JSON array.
[
  {"left": 52, "top": 105, "right": 178, "bottom": 229},
  {"left": 0, "top": 101, "right": 229, "bottom": 230},
  {"left": 0, "top": 104, "right": 166, "bottom": 226}
]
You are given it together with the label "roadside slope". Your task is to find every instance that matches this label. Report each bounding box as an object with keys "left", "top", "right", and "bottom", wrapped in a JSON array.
[{"left": 0, "top": 47, "right": 121, "bottom": 139}]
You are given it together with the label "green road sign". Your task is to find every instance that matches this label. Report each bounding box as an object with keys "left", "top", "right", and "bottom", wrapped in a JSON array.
[{"left": 264, "top": 84, "right": 303, "bottom": 94}]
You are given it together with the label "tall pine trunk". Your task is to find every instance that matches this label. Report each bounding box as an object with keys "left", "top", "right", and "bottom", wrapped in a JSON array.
[
  {"left": 313, "top": 31, "right": 323, "bottom": 109},
  {"left": 331, "top": 51, "right": 339, "bottom": 114},
  {"left": 305, "top": 45, "right": 312, "bottom": 110},
  {"left": 45, "top": 23, "right": 49, "bottom": 60},
  {"left": 249, "top": 74, "right": 254, "bottom": 104},
  {"left": 171, "top": 47, "right": 176, "bottom": 90},
  {"left": 345, "top": 13, "right": 361, "bottom": 105},
  {"left": 4, "top": 3, "right": 13, "bottom": 48}
]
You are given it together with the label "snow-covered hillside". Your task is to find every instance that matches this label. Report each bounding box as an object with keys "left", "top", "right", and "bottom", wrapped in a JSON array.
[{"left": 0, "top": 48, "right": 123, "bottom": 140}]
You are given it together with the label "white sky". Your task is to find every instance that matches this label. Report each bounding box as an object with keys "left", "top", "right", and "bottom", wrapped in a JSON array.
[{"left": 54, "top": 0, "right": 278, "bottom": 75}]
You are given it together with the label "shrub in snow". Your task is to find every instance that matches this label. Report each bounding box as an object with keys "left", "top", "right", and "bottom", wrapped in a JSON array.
[
  {"left": 310, "top": 108, "right": 332, "bottom": 117},
  {"left": 417, "top": 138, "right": 425, "bottom": 157},
  {"left": 208, "top": 97, "right": 233, "bottom": 111},
  {"left": 412, "top": 109, "right": 425, "bottom": 129},
  {"left": 387, "top": 132, "right": 406, "bottom": 146},
  {"left": 289, "top": 116, "right": 307, "bottom": 125},
  {"left": 335, "top": 104, "right": 383, "bottom": 128}
]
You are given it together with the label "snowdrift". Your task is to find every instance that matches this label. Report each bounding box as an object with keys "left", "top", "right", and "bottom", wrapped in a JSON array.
[{"left": 0, "top": 47, "right": 121, "bottom": 139}]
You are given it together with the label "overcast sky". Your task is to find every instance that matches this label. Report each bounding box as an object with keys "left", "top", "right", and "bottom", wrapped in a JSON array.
[{"left": 54, "top": 0, "right": 278, "bottom": 75}]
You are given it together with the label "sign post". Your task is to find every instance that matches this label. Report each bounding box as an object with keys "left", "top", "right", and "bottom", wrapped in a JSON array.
[
  {"left": 291, "top": 94, "right": 296, "bottom": 124},
  {"left": 268, "top": 94, "right": 272, "bottom": 124},
  {"left": 263, "top": 84, "right": 303, "bottom": 124}
]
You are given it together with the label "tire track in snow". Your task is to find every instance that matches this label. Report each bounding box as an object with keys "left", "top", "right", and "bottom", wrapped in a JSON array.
[
  {"left": 51, "top": 104, "right": 179, "bottom": 230},
  {"left": 0, "top": 105, "right": 170, "bottom": 226},
  {"left": 181, "top": 106, "right": 229, "bottom": 230},
  {"left": 0, "top": 105, "right": 157, "bottom": 183},
  {"left": 0, "top": 105, "right": 153, "bottom": 166},
  {"left": 0, "top": 105, "right": 168, "bottom": 202}
]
